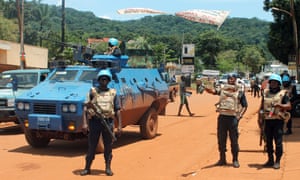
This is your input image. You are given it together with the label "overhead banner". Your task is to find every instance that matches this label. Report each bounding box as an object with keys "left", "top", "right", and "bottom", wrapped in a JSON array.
[
  {"left": 117, "top": 8, "right": 166, "bottom": 15},
  {"left": 175, "top": 9, "right": 230, "bottom": 29}
]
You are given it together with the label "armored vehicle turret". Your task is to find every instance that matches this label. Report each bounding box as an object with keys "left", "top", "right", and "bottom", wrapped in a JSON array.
[{"left": 15, "top": 55, "right": 169, "bottom": 152}]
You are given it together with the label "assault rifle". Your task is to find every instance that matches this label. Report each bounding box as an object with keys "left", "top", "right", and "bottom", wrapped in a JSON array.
[
  {"left": 258, "top": 110, "right": 265, "bottom": 147},
  {"left": 85, "top": 102, "right": 117, "bottom": 142},
  {"left": 258, "top": 95, "right": 266, "bottom": 152}
]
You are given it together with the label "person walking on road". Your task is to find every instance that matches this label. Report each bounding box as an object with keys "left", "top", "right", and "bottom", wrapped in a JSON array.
[
  {"left": 258, "top": 73, "right": 291, "bottom": 169},
  {"left": 80, "top": 69, "right": 122, "bottom": 176},
  {"left": 177, "top": 75, "right": 194, "bottom": 116},
  {"left": 205, "top": 73, "right": 248, "bottom": 168}
]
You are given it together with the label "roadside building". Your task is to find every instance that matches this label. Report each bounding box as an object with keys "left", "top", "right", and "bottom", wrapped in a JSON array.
[{"left": 0, "top": 40, "right": 48, "bottom": 72}]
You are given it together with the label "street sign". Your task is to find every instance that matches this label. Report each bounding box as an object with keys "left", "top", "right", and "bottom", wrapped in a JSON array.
[
  {"left": 288, "top": 62, "right": 296, "bottom": 70},
  {"left": 181, "top": 65, "right": 194, "bottom": 73}
]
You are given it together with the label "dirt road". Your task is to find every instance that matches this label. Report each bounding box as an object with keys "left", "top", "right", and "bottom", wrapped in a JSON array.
[{"left": 0, "top": 90, "right": 299, "bottom": 180}]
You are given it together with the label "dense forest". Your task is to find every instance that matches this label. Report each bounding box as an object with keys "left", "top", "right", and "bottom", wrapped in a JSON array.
[{"left": 0, "top": 0, "right": 274, "bottom": 74}]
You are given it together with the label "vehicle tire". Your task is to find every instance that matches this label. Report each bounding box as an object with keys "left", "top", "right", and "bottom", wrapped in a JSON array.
[
  {"left": 159, "top": 107, "right": 166, "bottom": 115},
  {"left": 292, "top": 100, "right": 300, "bottom": 117},
  {"left": 140, "top": 108, "right": 158, "bottom": 139},
  {"left": 96, "top": 134, "right": 104, "bottom": 153},
  {"left": 24, "top": 129, "right": 50, "bottom": 148}
]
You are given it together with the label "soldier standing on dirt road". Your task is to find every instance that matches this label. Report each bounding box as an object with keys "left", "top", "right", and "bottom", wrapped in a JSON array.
[
  {"left": 205, "top": 73, "right": 248, "bottom": 168},
  {"left": 258, "top": 73, "right": 291, "bottom": 169},
  {"left": 281, "top": 73, "right": 297, "bottom": 135},
  {"left": 80, "top": 69, "right": 122, "bottom": 176}
]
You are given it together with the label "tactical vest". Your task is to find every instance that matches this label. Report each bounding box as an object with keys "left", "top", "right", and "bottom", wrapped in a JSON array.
[
  {"left": 263, "top": 89, "right": 286, "bottom": 120},
  {"left": 91, "top": 87, "right": 116, "bottom": 118},
  {"left": 216, "top": 84, "right": 241, "bottom": 116}
]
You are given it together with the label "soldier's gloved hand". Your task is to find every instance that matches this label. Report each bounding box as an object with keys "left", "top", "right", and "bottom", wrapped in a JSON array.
[{"left": 85, "top": 102, "right": 93, "bottom": 109}]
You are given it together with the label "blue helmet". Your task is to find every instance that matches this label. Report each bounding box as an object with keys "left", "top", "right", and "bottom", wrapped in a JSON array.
[
  {"left": 282, "top": 75, "right": 290, "bottom": 82},
  {"left": 269, "top": 73, "right": 282, "bottom": 85},
  {"left": 108, "top": 38, "right": 118, "bottom": 47},
  {"left": 227, "top": 73, "right": 237, "bottom": 79},
  {"left": 97, "top": 69, "right": 112, "bottom": 81}
]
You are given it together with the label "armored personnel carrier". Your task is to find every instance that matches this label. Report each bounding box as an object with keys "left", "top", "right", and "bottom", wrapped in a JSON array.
[{"left": 15, "top": 55, "right": 169, "bottom": 152}]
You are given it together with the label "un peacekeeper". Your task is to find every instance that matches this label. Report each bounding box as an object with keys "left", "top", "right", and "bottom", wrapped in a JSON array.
[
  {"left": 281, "top": 74, "right": 297, "bottom": 135},
  {"left": 106, "top": 38, "right": 122, "bottom": 57},
  {"left": 80, "top": 69, "right": 122, "bottom": 176},
  {"left": 205, "top": 73, "right": 248, "bottom": 168},
  {"left": 258, "top": 74, "right": 291, "bottom": 169}
]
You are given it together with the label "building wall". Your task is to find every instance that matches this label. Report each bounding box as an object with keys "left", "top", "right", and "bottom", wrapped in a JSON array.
[{"left": 0, "top": 40, "right": 48, "bottom": 72}]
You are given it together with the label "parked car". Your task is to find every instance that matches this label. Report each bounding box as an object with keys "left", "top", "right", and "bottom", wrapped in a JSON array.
[
  {"left": 0, "top": 69, "right": 50, "bottom": 124},
  {"left": 241, "top": 79, "right": 251, "bottom": 92}
]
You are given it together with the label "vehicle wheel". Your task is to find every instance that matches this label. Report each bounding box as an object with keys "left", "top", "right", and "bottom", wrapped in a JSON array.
[
  {"left": 159, "top": 107, "right": 166, "bottom": 115},
  {"left": 96, "top": 134, "right": 104, "bottom": 153},
  {"left": 24, "top": 129, "right": 50, "bottom": 148},
  {"left": 140, "top": 108, "right": 158, "bottom": 139},
  {"left": 292, "top": 100, "right": 300, "bottom": 117}
]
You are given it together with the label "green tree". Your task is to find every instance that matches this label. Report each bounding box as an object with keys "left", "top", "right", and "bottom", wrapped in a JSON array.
[
  {"left": 196, "top": 30, "right": 226, "bottom": 69},
  {"left": 0, "top": 15, "right": 18, "bottom": 41},
  {"left": 216, "top": 50, "right": 238, "bottom": 73},
  {"left": 239, "top": 45, "right": 265, "bottom": 74},
  {"left": 264, "top": 0, "right": 300, "bottom": 65}
]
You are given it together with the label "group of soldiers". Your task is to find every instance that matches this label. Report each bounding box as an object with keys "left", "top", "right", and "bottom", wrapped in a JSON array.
[
  {"left": 79, "top": 37, "right": 295, "bottom": 175},
  {"left": 198, "top": 72, "right": 294, "bottom": 170}
]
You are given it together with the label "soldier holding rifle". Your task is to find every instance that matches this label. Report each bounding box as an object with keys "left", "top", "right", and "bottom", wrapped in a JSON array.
[
  {"left": 80, "top": 69, "right": 122, "bottom": 176},
  {"left": 258, "top": 74, "right": 291, "bottom": 170}
]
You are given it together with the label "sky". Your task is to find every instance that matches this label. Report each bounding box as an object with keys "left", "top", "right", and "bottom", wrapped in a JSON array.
[{"left": 41, "top": 0, "right": 274, "bottom": 22}]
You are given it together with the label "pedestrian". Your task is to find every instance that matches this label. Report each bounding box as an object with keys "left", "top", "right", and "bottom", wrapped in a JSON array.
[
  {"left": 205, "top": 73, "right": 248, "bottom": 168},
  {"left": 170, "top": 74, "right": 176, "bottom": 83},
  {"left": 258, "top": 73, "right": 291, "bottom": 169},
  {"left": 250, "top": 77, "right": 255, "bottom": 96},
  {"left": 253, "top": 77, "right": 260, "bottom": 98},
  {"left": 260, "top": 75, "right": 269, "bottom": 97},
  {"left": 80, "top": 69, "right": 122, "bottom": 176},
  {"left": 106, "top": 38, "right": 122, "bottom": 57},
  {"left": 281, "top": 74, "right": 296, "bottom": 135},
  {"left": 177, "top": 75, "right": 194, "bottom": 116}
]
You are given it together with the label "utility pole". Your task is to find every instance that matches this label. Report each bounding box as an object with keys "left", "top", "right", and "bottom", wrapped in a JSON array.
[
  {"left": 17, "top": 0, "right": 26, "bottom": 69},
  {"left": 60, "top": 0, "right": 65, "bottom": 53},
  {"left": 290, "top": 0, "right": 299, "bottom": 81}
]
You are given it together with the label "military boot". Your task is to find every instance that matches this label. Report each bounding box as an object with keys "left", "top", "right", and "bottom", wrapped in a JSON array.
[
  {"left": 263, "top": 154, "right": 274, "bottom": 167},
  {"left": 80, "top": 159, "right": 92, "bottom": 176},
  {"left": 273, "top": 156, "right": 281, "bottom": 169},
  {"left": 232, "top": 153, "right": 240, "bottom": 168},
  {"left": 105, "top": 162, "right": 114, "bottom": 176},
  {"left": 215, "top": 152, "right": 226, "bottom": 166}
]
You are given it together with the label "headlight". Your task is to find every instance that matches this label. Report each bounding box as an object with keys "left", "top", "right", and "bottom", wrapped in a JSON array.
[
  {"left": 17, "top": 102, "right": 24, "bottom": 110},
  {"left": 69, "top": 104, "right": 77, "bottom": 113},
  {"left": 7, "top": 98, "right": 15, "bottom": 107},
  {"left": 62, "top": 104, "right": 77, "bottom": 113},
  {"left": 24, "top": 103, "right": 30, "bottom": 110},
  {"left": 62, "top": 104, "right": 69, "bottom": 112}
]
